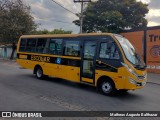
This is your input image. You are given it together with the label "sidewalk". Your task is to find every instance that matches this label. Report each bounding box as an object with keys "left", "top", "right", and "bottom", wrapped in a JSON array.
[{"left": 0, "top": 58, "right": 16, "bottom": 62}]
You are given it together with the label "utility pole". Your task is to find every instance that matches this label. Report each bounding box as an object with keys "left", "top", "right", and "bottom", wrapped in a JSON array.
[{"left": 74, "top": 0, "right": 91, "bottom": 33}]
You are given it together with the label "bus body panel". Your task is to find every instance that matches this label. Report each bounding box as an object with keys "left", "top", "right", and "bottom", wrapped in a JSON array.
[{"left": 16, "top": 33, "right": 147, "bottom": 93}]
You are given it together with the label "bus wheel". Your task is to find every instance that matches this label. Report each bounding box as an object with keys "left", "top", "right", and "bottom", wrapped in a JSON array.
[
  {"left": 36, "top": 67, "right": 44, "bottom": 79},
  {"left": 98, "top": 80, "right": 116, "bottom": 96}
]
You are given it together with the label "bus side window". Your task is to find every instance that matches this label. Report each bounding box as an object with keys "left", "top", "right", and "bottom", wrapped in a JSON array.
[
  {"left": 99, "top": 42, "right": 120, "bottom": 60},
  {"left": 84, "top": 41, "right": 96, "bottom": 59},
  {"left": 36, "top": 38, "right": 47, "bottom": 53},
  {"left": 26, "top": 39, "right": 37, "bottom": 53},
  {"left": 64, "top": 40, "right": 80, "bottom": 57},
  {"left": 49, "top": 39, "right": 62, "bottom": 55},
  {"left": 19, "top": 39, "right": 26, "bottom": 52}
]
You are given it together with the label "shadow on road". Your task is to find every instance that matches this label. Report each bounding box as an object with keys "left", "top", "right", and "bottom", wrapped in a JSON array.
[
  {"left": 20, "top": 74, "right": 144, "bottom": 101},
  {"left": 113, "top": 91, "right": 142, "bottom": 99}
]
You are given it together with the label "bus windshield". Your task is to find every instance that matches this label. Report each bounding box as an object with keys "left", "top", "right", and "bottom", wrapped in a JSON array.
[{"left": 114, "top": 35, "right": 145, "bottom": 69}]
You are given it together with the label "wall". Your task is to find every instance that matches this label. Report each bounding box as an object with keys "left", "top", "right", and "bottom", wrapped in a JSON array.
[
  {"left": 121, "top": 26, "right": 160, "bottom": 74},
  {"left": 121, "top": 31, "right": 144, "bottom": 57},
  {"left": 0, "top": 46, "right": 16, "bottom": 59},
  {"left": 146, "top": 29, "right": 160, "bottom": 73}
]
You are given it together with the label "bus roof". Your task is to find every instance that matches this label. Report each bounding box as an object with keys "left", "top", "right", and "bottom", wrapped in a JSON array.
[{"left": 20, "top": 33, "right": 115, "bottom": 39}]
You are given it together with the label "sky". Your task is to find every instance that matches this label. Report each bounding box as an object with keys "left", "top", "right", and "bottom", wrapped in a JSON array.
[{"left": 24, "top": 0, "right": 160, "bottom": 33}]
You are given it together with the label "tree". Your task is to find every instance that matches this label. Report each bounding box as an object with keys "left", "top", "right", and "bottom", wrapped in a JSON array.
[
  {"left": 50, "top": 29, "right": 72, "bottom": 34},
  {"left": 32, "top": 28, "right": 72, "bottom": 35},
  {"left": 0, "top": 0, "right": 37, "bottom": 44},
  {"left": 73, "top": 0, "right": 149, "bottom": 33},
  {"left": 10, "top": 42, "right": 16, "bottom": 60}
]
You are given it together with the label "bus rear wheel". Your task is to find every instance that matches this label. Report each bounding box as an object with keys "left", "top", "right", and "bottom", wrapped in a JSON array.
[
  {"left": 35, "top": 67, "right": 44, "bottom": 79},
  {"left": 98, "top": 80, "right": 116, "bottom": 96}
]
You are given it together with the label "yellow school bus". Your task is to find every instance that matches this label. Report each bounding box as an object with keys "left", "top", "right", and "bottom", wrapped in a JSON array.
[{"left": 16, "top": 33, "right": 147, "bottom": 95}]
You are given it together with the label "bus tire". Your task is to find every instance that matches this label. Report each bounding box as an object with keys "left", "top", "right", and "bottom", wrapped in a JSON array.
[
  {"left": 98, "top": 79, "right": 116, "bottom": 96},
  {"left": 35, "top": 67, "right": 44, "bottom": 79}
]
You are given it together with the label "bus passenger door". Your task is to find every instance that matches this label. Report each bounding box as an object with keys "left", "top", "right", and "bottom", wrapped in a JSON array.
[{"left": 80, "top": 40, "right": 96, "bottom": 85}]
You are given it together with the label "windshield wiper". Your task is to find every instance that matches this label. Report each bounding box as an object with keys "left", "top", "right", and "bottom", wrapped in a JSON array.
[{"left": 135, "top": 64, "right": 146, "bottom": 70}]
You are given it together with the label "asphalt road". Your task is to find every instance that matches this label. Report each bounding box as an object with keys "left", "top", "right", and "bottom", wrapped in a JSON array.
[{"left": 0, "top": 61, "right": 160, "bottom": 120}]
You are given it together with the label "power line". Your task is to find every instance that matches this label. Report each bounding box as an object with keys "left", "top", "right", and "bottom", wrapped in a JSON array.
[
  {"left": 51, "top": 19, "right": 73, "bottom": 24},
  {"left": 50, "top": 0, "right": 78, "bottom": 17},
  {"left": 37, "top": 17, "right": 73, "bottom": 24}
]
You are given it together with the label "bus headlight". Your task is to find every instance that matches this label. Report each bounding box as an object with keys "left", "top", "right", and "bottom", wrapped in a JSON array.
[
  {"left": 121, "top": 62, "right": 146, "bottom": 81},
  {"left": 129, "top": 78, "right": 137, "bottom": 85},
  {"left": 129, "top": 78, "right": 146, "bottom": 86},
  {"left": 121, "top": 62, "right": 135, "bottom": 75}
]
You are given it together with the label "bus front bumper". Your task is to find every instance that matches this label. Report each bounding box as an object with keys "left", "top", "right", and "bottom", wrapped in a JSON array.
[{"left": 129, "top": 78, "right": 146, "bottom": 87}]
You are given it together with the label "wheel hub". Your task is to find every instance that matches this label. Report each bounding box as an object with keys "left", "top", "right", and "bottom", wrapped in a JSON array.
[
  {"left": 102, "top": 82, "right": 112, "bottom": 93},
  {"left": 37, "top": 69, "right": 42, "bottom": 78}
]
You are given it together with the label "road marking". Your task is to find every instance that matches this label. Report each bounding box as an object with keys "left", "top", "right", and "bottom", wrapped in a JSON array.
[
  {"left": 39, "top": 95, "right": 110, "bottom": 120},
  {"left": 40, "top": 95, "right": 91, "bottom": 111}
]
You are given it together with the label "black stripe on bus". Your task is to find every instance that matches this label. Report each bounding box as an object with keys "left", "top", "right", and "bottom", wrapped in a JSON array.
[
  {"left": 17, "top": 53, "right": 81, "bottom": 67},
  {"left": 96, "top": 61, "right": 118, "bottom": 72},
  {"left": 17, "top": 53, "right": 118, "bottom": 72}
]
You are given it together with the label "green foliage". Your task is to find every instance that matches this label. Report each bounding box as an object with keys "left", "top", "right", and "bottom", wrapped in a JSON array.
[
  {"left": 32, "top": 29, "right": 72, "bottom": 35},
  {"left": 0, "top": 0, "right": 37, "bottom": 43},
  {"left": 73, "top": 0, "right": 149, "bottom": 33}
]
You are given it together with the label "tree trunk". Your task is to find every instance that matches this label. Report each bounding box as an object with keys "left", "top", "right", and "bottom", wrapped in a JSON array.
[{"left": 10, "top": 43, "right": 16, "bottom": 60}]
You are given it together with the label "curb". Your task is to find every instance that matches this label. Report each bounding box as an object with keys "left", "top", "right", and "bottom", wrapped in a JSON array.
[
  {"left": 147, "top": 82, "right": 160, "bottom": 86},
  {"left": 0, "top": 58, "right": 16, "bottom": 62}
]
